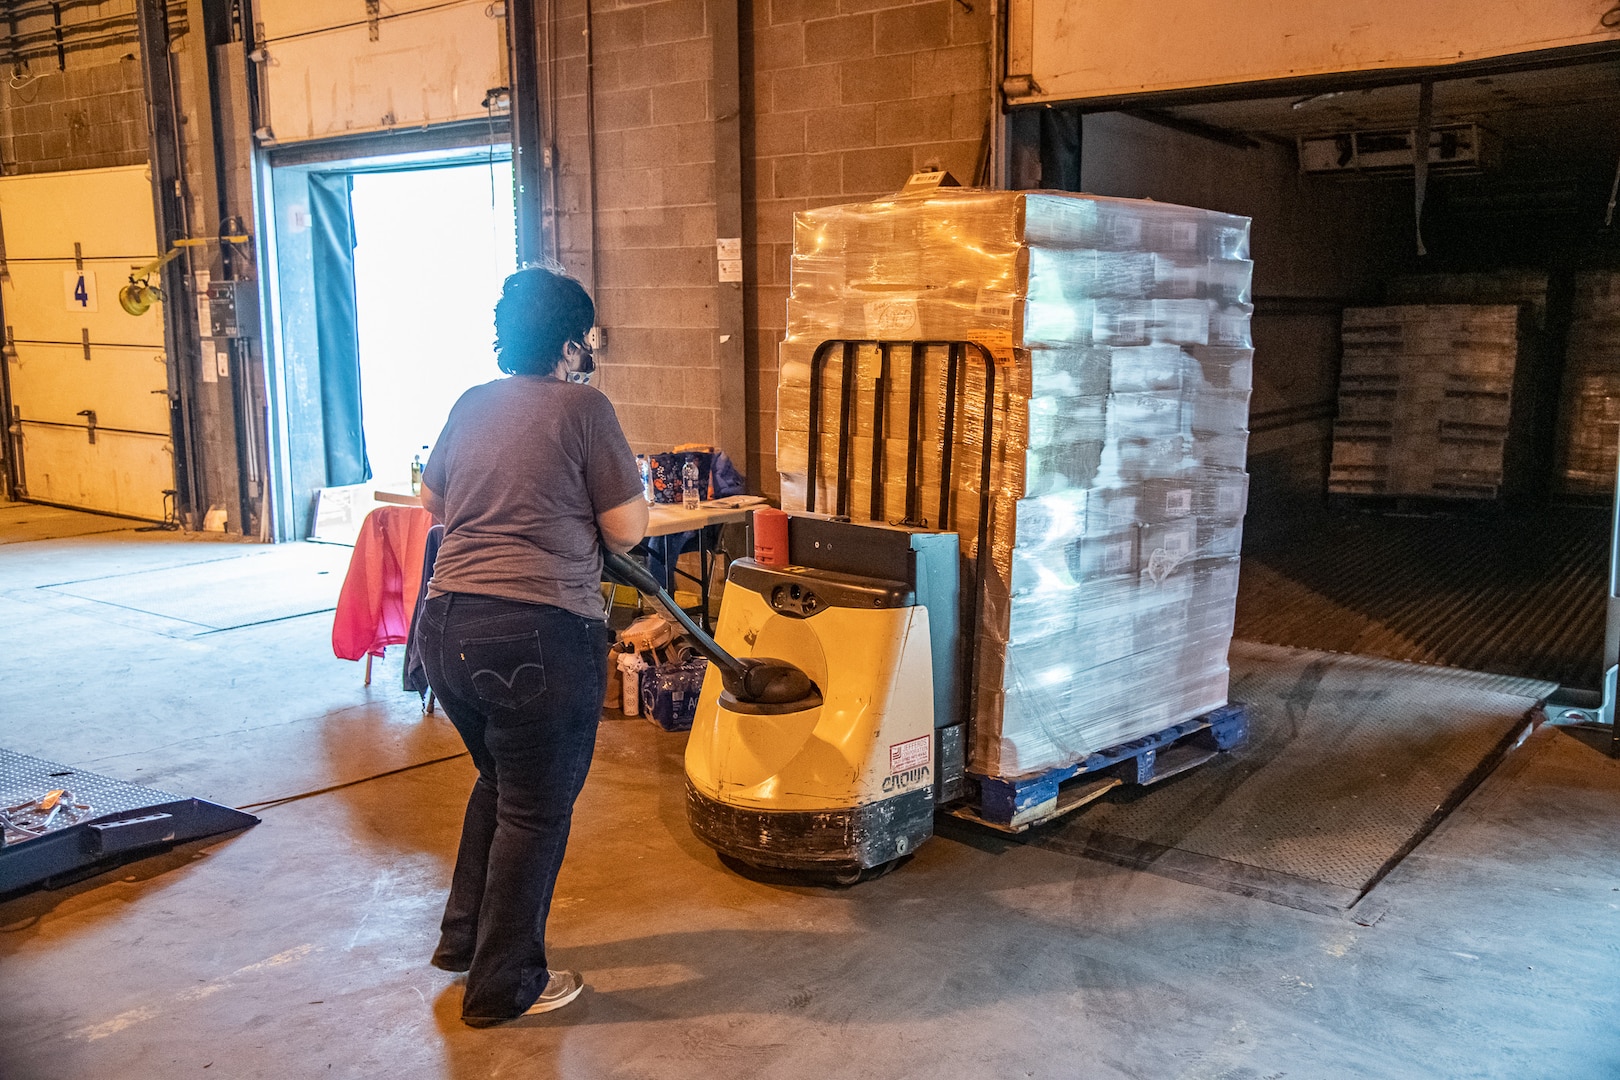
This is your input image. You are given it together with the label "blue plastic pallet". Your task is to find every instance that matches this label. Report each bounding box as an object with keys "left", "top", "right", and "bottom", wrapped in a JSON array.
[{"left": 951, "top": 703, "right": 1249, "bottom": 832}]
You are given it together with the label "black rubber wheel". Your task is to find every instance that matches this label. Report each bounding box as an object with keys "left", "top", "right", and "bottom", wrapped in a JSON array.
[
  {"left": 830, "top": 855, "right": 910, "bottom": 886},
  {"left": 712, "top": 852, "right": 911, "bottom": 888}
]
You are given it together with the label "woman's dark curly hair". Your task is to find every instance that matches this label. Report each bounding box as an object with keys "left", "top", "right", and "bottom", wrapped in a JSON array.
[{"left": 493, "top": 265, "right": 596, "bottom": 376}]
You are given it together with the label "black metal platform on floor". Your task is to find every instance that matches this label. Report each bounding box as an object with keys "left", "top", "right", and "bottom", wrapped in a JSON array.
[
  {"left": 0, "top": 749, "right": 258, "bottom": 896},
  {"left": 1029, "top": 642, "right": 1553, "bottom": 915},
  {"left": 1236, "top": 501, "right": 1608, "bottom": 688}
]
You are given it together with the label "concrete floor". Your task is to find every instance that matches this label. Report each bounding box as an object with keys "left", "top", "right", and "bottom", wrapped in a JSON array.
[{"left": 2, "top": 502, "right": 1619, "bottom": 1079}]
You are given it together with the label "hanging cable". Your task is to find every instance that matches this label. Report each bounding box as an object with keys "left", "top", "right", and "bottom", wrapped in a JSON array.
[
  {"left": 1605, "top": 147, "right": 1620, "bottom": 229},
  {"left": 1412, "top": 78, "right": 1434, "bottom": 258},
  {"left": 484, "top": 90, "right": 505, "bottom": 263}
]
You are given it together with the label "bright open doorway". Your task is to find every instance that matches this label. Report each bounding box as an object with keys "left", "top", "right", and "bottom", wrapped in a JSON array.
[{"left": 351, "top": 161, "right": 517, "bottom": 487}]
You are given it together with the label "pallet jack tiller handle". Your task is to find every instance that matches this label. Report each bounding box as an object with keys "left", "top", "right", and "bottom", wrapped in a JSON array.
[{"left": 602, "top": 549, "right": 819, "bottom": 707}]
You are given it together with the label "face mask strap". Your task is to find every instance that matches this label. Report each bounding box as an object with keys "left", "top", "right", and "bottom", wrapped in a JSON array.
[{"left": 568, "top": 339, "right": 596, "bottom": 381}]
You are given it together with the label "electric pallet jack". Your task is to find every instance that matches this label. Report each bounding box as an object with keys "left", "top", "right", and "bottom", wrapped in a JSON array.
[
  {"left": 604, "top": 340, "right": 999, "bottom": 881},
  {"left": 607, "top": 515, "right": 968, "bottom": 882}
]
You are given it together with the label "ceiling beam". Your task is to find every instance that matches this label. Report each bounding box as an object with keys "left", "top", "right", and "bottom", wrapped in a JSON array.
[{"left": 1124, "top": 109, "right": 1264, "bottom": 150}]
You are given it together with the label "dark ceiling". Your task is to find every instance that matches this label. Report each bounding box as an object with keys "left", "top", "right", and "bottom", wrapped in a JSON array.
[{"left": 1157, "top": 58, "right": 1620, "bottom": 171}]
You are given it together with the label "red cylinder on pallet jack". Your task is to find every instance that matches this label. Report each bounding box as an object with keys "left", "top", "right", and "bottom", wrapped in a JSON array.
[{"left": 752, "top": 508, "right": 789, "bottom": 566}]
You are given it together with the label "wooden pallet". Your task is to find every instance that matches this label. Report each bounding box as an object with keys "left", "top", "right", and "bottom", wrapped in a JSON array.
[{"left": 947, "top": 703, "right": 1249, "bottom": 834}]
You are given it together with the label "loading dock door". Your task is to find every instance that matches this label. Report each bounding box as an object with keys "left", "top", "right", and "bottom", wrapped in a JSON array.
[
  {"left": 1005, "top": 0, "right": 1620, "bottom": 105},
  {"left": 0, "top": 165, "right": 172, "bottom": 520},
  {"left": 254, "top": 0, "right": 507, "bottom": 145}
]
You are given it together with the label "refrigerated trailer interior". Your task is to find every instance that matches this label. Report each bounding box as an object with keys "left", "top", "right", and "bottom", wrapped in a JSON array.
[{"left": 1003, "top": 41, "right": 1620, "bottom": 725}]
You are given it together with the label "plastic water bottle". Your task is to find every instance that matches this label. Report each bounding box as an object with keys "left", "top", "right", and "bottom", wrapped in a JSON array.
[
  {"left": 638, "top": 455, "right": 654, "bottom": 503},
  {"left": 682, "top": 458, "right": 700, "bottom": 510},
  {"left": 409, "top": 452, "right": 424, "bottom": 495},
  {"left": 618, "top": 651, "right": 644, "bottom": 716}
]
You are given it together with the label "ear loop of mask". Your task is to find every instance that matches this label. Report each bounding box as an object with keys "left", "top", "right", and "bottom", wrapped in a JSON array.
[{"left": 566, "top": 341, "right": 595, "bottom": 384}]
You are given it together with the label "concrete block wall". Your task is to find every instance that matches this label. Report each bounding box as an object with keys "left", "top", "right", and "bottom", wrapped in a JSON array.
[
  {"left": 555, "top": 0, "right": 993, "bottom": 492},
  {"left": 1, "top": 59, "right": 148, "bottom": 175},
  {"left": 741, "top": 0, "right": 993, "bottom": 492},
  {"left": 550, "top": 0, "right": 725, "bottom": 457}
]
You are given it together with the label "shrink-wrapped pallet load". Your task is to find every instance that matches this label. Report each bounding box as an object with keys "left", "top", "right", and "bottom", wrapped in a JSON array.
[{"left": 775, "top": 187, "right": 1253, "bottom": 778}]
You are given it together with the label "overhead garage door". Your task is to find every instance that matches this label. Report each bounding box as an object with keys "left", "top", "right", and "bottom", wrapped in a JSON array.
[
  {"left": 1005, "top": 0, "right": 1620, "bottom": 105},
  {"left": 254, "top": 0, "right": 507, "bottom": 144},
  {"left": 0, "top": 165, "right": 172, "bottom": 521}
]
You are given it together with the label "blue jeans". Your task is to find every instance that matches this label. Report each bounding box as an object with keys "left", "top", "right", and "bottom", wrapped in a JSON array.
[{"left": 416, "top": 592, "right": 609, "bottom": 1024}]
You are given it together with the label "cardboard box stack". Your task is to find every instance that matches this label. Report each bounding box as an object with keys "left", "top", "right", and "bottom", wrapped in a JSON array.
[
  {"left": 1329, "top": 305, "right": 1522, "bottom": 499},
  {"left": 1385, "top": 270, "right": 1549, "bottom": 329},
  {"left": 1558, "top": 272, "right": 1620, "bottom": 496},
  {"left": 775, "top": 188, "right": 1253, "bottom": 778}
]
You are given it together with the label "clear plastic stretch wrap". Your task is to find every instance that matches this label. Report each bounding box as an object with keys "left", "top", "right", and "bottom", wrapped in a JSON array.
[{"left": 776, "top": 188, "right": 1254, "bottom": 778}]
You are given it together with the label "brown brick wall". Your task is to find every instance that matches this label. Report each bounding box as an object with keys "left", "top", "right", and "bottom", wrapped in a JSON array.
[
  {"left": 2, "top": 59, "right": 148, "bottom": 175},
  {"left": 740, "top": 0, "right": 993, "bottom": 492}
]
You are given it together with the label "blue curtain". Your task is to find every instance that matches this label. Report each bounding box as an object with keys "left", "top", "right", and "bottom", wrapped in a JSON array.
[{"left": 309, "top": 172, "right": 371, "bottom": 486}]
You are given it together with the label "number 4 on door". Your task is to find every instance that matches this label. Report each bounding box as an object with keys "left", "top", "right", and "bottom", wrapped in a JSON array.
[{"left": 63, "top": 269, "right": 98, "bottom": 313}]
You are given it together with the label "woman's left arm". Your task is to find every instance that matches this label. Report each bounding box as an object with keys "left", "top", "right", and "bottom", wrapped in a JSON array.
[{"left": 420, "top": 481, "right": 445, "bottom": 523}]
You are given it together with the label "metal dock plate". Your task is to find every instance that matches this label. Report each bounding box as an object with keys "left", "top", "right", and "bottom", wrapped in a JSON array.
[{"left": 0, "top": 749, "right": 258, "bottom": 896}]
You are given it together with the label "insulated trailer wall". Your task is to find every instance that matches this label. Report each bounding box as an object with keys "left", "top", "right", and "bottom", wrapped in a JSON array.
[{"left": 998, "top": 2, "right": 1620, "bottom": 505}]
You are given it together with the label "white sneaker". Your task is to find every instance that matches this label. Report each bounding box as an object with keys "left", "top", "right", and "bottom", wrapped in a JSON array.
[{"left": 522, "top": 969, "right": 583, "bottom": 1015}]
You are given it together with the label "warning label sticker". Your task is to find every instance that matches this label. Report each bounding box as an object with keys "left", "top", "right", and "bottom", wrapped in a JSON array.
[{"left": 889, "top": 735, "right": 931, "bottom": 773}]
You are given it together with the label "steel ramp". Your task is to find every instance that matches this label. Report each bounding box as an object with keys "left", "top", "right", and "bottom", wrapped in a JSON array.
[{"left": 0, "top": 749, "right": 258, "bottom": 896}]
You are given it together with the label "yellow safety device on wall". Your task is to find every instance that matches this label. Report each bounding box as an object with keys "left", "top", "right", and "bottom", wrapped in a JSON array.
[
  {"left": 117, "top": 278, "right": 165, "bottom": 316},
  {"left": 117, "top": 235, "right": 251, "bottom": 317}
]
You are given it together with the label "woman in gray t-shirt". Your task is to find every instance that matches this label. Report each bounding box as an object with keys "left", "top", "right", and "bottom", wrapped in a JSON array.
[{"left": 416, "top": 266, "right": 647, "bottom": 1026}]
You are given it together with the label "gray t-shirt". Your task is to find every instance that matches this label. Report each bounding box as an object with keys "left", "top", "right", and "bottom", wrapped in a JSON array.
[{"left": 423, "top": 375, "right": 643, "bottom": 619}]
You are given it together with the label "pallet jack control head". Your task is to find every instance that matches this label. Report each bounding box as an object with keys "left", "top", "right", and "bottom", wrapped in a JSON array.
[
  {"left": 602, "top": 549, "right": 820, "bottom": 708},
  {"left": 723, "top": 656, "right": 819, "bottom": 706}
]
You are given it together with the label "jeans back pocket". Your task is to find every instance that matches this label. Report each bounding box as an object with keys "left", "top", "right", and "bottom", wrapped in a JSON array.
[{"left": 459, "top": 631, "right": 548, "bottom": 711}]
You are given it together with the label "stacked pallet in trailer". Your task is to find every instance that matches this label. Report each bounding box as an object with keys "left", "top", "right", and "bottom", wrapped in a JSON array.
[
  {"left": 1558, "top": 272, "right": 1620, "bottom": 496},
  {"left": 1329, "top": 304, "right": 1532, "bottom": 501}
]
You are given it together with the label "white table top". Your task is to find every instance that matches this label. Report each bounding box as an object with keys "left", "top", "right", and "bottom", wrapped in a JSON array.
[
  {"left": 373, "top": 488, "right": 755, "bottom": 538},
  {"left": 645, "top": 500, "right": 753, "bottom": 537},
  {"left": 373, "top": 488, "right": 421, "bottom": 507}
]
